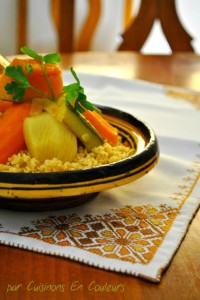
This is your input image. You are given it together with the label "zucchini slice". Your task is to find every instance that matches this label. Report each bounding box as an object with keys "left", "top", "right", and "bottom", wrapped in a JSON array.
[{"left": 64, "top": 104, "right": 104, "bottom": 151}]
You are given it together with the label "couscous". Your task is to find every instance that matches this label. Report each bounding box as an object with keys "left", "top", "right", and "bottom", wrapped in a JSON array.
[{"left": 0, "top": 142, "right": 134, "bottom": 173}]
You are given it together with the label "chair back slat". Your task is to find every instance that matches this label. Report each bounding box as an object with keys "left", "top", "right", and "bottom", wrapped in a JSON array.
[
  {"left": 51, "top": 0, "right": 74, "bottom": 52},
  {"left": 16, "top": 0, "right": 195, "bottom": 53},
  {"left": 76, "top": 0, "right": 101, "bottom": 51},
  {"left": 17, "top": 0, "right": 28, "bottom": 52},
  {"left": 124, "top": 0, "right": 134, "bottom": 30},
  {"left": 159, "top": 0, "right": 194, "bottom": 52}
]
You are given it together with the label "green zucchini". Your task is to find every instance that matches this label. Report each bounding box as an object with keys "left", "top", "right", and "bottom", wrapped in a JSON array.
[{"left": 64, "top": 104, "right": 103, "bottom": 151}]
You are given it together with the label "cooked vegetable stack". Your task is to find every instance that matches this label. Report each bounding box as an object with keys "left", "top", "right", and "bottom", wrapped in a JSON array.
[
  {"left": 0, "top": 46, "right": 119, "bottom": 163},
  {"left": 0, "top": 58, "right": 63, "bottom": 101}
]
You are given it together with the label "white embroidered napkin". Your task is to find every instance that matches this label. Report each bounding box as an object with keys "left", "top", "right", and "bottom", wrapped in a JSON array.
[{"left": 0, "top": 74, "right": 199, "bottom": 282}]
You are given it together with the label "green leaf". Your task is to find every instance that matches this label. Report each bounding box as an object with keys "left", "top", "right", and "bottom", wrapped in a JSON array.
[
  {"left": 25, "top": 64, "right": 33, "bottom": 75},
  {"left": 76, "top": 93, "right": 94, "bottom": 112},
  {"left": 5, "top": 65, "right": 29, "bottom": 85},
  {"left": 81, "top": 97, "right": 94, "bottom": 111},
  {"left": 4, "top": 64, "right": 31, "bottom": 102},
  {"left": 4, "top": 82, "right": 26, "bottom": 102},
  {"left": 75, "top": 101, "right": 85, "bottom": 113},
  {"left": 70, "top": 67, "right": 80, "bottom": 85},
  {"left": 79, "top": 86, "right": 84, "bottom": 94},
  {"left": 21, "top": 46, "right": 61, "bottom": 65},
  {"left": 20, "top": 46, "right": 42, "bottom": 61},
  {"left": 63, "top": 83, "right": 80, "bottom": 103},
  {"left": 63, "top": 83, "right": 79, "bottom": 93},
  {"left": 63, "top": 67, "right": 95, "bottom": 113},
  {"left": 43, "top": 53, "right": 61, "bottom": 64}
]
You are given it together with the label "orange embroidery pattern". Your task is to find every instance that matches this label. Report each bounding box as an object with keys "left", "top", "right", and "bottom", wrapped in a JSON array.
[
  {"left": 1, "top": 148, "right": 199, "bottom": 267},
  {"left": 18, "top": 204, "right": 178, "bottom": 264},
  {"left": 166, "top": 89, "right": 200, "bottom": 110}
]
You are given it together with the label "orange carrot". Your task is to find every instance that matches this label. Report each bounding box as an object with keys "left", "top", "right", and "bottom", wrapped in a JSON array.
[
  {"left": 0, "top": 58, "right": 63, "bottom": 101},
  {"left": 83, "top": 109, "right": 118, "bottom": 146},
  {"left": 0, "top": 102, "right": 31, "bottom": 163},
  {"left": 0, "top": 100, "right": 14, "bottom": 113}
]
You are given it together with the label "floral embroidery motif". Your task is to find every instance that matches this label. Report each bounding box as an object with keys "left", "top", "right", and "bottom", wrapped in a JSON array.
[{"left": 18, "top": 204, "right": 179, "bottom": 264}]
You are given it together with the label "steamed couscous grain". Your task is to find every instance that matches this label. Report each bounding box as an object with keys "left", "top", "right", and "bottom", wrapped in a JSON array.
[{"left": 0, "top": 142, "right": 135, "bottom": 173}]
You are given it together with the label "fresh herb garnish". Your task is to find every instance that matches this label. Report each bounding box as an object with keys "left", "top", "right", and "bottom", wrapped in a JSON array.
[
  {"left": 4, "top": 47, "right": 95, "bottom": 113},
  {"left": 20, "top": 46, "right": 61, "bottom": 65},
  {"left": 4, "top": 64, "right": 32, "bottom": 102},
  {"left": 4, "top": 46, "right": 61, "bottom": 102},
  {"left": 63, "top": 67, "right": 94, "bottom": 113}
]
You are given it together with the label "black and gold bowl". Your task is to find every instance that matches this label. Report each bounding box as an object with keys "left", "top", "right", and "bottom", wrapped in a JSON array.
[{"left": 0, "top": 105, "right": 159, "bottom": 211}]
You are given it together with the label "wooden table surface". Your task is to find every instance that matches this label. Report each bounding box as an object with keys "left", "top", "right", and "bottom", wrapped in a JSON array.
[{"left": 0, "top": 52, "right": 200, "bottom": 300}]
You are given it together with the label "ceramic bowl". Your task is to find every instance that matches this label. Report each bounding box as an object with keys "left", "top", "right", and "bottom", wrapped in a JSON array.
[{"left": 0, "top": 105, "right": 159, "bottom": 210}]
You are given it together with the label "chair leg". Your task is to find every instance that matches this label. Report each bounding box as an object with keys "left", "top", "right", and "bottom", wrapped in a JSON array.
[
  {"left": 159, "top": 0, "right": 194, "bottom": 52},
  {"left": 76, "top": 0, "right": 101, "bottom": 51},
  {"left": 118, "top": 0, "right": 157, "bottom": 51},
  {"left": 17, "top": 0, "right": 27, "bottom": 53},
  {"left": 58, "top": 0, "right": 75, "bottom": 52}
]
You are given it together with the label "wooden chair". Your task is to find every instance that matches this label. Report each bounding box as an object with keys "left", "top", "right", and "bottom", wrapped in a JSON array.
[
  {"left": 17, "top": 0, "right": 195, "bottom": 53},
  {"left": 118, "top": 0, "right": 194, "bottom": 52}
]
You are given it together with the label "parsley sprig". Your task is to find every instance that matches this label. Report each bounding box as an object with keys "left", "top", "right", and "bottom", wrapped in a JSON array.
[
  {"left": 4, "top": 46, "right": 61, "bottom": 102},
  {"left": 4, "top": 64, "right": 33, "bottom": 102},
  {"left": 63, "top": 67, "right": 94, "bottom": 113}
]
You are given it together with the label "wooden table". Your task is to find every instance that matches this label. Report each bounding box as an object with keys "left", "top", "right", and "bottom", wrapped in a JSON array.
[{"left": 0, "top": 52, "right": 200, "bottom": 300}]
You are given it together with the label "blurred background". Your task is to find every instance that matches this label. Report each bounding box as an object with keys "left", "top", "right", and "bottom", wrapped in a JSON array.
[{"left": 0, "top": 0, "right": 200, "bottom": 55}]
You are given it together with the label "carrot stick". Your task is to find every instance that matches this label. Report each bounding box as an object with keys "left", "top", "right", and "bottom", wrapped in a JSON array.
[
  {"left": 83, "top": 109, "right": 118, "bottom": 146},
  {"left": 0, "top": 102, "right": 31, "bottom": 163},
  {"left": 0, "top": 100, "right": 13, "bottom": 113}
]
